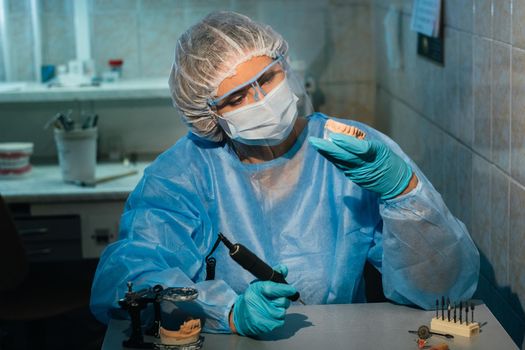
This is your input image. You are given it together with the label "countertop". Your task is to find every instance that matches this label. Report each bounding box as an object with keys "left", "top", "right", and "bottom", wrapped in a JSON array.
[
  {"left": 103, "top": 301, "right": 519, "bottom": 350},
  {"left": 0, "top": 162, "right": 149, "bottom": 203}
]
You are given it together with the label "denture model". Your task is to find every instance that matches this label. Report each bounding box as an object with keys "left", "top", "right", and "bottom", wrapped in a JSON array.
[
  {"left": 325, "top": 119, "right": 366, "bottom": 140},
  {"left": 159, "top": 318, "right": 202, "bottom": 345}
]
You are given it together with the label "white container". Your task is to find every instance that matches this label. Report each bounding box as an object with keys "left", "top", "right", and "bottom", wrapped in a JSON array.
[
  {"left": 54, "top": 128, "right": 97, "bottom": 183},
  {"left": 0, "top": 142, "right": 34, "bottom": 178}
]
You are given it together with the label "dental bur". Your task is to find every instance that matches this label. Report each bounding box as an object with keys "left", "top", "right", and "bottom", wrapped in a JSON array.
[{"left": 430, "top": 299, "right": 480, "bottom": 338}]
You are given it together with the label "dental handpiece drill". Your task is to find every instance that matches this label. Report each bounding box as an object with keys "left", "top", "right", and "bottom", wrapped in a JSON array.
[{"left": 218, "top": 233, "right": 305, "bottom": 305}]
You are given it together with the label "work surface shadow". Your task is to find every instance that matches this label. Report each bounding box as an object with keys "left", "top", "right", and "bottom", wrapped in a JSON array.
[{"left": 254, "top": 313, "right": 313, "bottom": 341}]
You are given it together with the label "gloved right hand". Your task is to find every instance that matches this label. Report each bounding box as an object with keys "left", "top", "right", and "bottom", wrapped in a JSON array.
[
  {"left": 232, "top": 264, "right": 297, "bottom": 337},
  {"left": 309, "top": 132, "right": 413, "bottom": 200}
]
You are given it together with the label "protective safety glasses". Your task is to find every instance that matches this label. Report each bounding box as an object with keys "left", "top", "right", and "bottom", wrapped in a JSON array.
[{"left": 208, "top": 56, "right": 285, "bottom": 109}]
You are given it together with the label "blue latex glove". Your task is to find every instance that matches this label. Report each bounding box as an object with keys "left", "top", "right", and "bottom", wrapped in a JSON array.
[
  {"left": 309, "top": 132, "right": 413, "bottom": 199},
  {"left": 232, "top": 264, "right": 297, "bottom": 337}
]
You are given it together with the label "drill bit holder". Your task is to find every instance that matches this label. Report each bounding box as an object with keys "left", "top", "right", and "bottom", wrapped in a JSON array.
[
  {"left": 431, "top": 298, "right": 479, "bottom": 338},
  {"left": 430, "top": 317, "right": 479, "bottom": 338}
]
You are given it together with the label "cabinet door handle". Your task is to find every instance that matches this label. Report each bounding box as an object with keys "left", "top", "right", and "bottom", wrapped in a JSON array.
[
  {"left": 18, "top": 227, "right": 49, "bottom": 236},
  {"left": 26, "top": 248, "right": 52, "bottom": 256}
]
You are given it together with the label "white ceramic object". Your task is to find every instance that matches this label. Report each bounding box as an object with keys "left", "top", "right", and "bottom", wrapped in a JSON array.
[{"left": 0, "top": 142, "right": 34, "bottom": 178}]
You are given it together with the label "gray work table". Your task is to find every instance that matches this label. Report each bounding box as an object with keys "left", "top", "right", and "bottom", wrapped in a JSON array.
[{"left": 103, "top": 301, "right": 519, "bottom": 350}]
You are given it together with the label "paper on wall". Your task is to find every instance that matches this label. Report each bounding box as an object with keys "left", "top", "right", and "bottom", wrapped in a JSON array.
[{"left": 410, "top": 0, "right": 442, "bottom": 37}]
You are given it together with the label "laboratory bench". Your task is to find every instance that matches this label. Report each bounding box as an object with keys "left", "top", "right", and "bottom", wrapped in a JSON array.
[
  {"left": 103, "top": 302, "right": 519, "bottom": 350},
  {"left": 0, "top": 162, "right": 149, "bottom": 260}
]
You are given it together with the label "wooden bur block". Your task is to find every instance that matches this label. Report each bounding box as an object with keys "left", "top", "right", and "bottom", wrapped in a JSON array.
[{"left": 430, "top": 317, "right": 480, "bottom": 338}]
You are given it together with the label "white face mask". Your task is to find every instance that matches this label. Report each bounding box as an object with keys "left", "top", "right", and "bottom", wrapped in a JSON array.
[{"left": 217, "top": 78, "right": 299, "bottom": 146}]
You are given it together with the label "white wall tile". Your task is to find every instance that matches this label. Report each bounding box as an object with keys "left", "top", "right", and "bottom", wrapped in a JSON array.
[
  {"left": 493, "top": 0, "right": 512, "bottom": 43},
  {"left": 512, "top": 0, "right": 525, "bottom": 49},
  {"left": 474, "top": 0, "right": 493, "bottom": 38},
  {"left": 41, "top": 13, "right": 76, "bottom": 67},
  {"left": 511, "top": 48, "right": 525, "bottom": 186},
  {"left": 90, "top": 12, "right": 140, "bottom": 79},
  {"left": 490, "top": 166, "right": 510, "bottom": 288},
  {"left": 445, "top": 0, "right": 474, "bottom": 32},
  {"left": 458, "top": 31, "right": 475, "bottom": 147},
  {"left": 318, "top": 4, "right": 374, "bottom": 84},
  {"left": 317, "top": 82, "right": 375, "bottom": 124},
  {"left": 443, "top": 28, "right": 460, "bottom": 137},
  {"left": 473, "top": 36, "right": 492, "bottom": 160},
  {"left": 491, "top": 42, "right": 511, "bottom": 173},
  {"left": 457, "top": 143, "right": 473, "bottom": 231},
  {"left": 472, "top": 153, "right": 492, "bottom": 262},
  {"left": 442, "top": 135, "right": 459, "bottom": 214},
  {"left": 93, "top": 99, "right": 187, "bottom": 157},
  {"left": 7, "top": 14, "right": 35, "bottom": 81}
]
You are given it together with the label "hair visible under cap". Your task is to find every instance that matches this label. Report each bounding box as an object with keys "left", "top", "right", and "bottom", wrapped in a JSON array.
[{"left": 169, "top": 11, "right": 288, "bottom": 142}]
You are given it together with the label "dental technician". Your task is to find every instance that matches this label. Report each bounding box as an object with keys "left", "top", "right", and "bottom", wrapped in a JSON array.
[{"left": 91, "top": 11, "right": 479, "bottom": 337}]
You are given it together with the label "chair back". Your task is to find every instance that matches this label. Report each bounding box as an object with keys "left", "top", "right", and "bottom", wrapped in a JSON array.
[
  {"left": 0, "top": 195, "right": 28, "bottom": 291},
  {"left": 364, "top": 261, "right": 387, "bottom": 303}
]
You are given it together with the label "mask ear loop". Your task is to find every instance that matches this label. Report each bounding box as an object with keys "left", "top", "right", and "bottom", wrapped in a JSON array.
[
  {"left": 205, "top": 100, "right": 230, "bottom": 143},
  {"left": 208, "top": 101, "right": 221, "bottom": 123}
]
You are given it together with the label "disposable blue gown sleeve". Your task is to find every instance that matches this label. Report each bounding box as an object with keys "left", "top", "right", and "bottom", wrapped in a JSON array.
[
  {"left": 363, "top": 126, "right": 480, "bottom": 309},
  {"left": 90, "top": 172, "right": 237, "bottom": 333}
]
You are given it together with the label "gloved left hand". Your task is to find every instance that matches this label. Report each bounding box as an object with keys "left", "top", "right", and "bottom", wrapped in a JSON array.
[{"left": 309, "top": 132, "right": 413, "bottom": 199}]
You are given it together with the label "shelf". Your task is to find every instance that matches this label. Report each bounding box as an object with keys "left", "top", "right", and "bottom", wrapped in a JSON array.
[
  {"left": 0, "top": 162, "right": 148, "bottom": 203},
  {"left": 0, "top": 78, "right": 171, "bottom": 103}
]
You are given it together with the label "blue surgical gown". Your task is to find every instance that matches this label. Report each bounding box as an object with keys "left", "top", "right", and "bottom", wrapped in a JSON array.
[{"left": 90, "top": 113, "right": 479, "bottom": 332}]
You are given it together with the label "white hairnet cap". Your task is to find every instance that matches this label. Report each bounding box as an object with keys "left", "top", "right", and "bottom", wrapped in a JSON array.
[{"left": 169, "top": 11, "right": 289, "bottom": 142}]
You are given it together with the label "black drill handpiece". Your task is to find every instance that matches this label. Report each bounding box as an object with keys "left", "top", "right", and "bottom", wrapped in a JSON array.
[{"left": 227, "top": 242, "right": 300, "bottom": 302}]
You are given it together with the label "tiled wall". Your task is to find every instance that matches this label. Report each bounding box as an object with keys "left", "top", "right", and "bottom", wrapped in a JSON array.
[
  {"left": 372, "top": 0, "right": 525, "bottom": 347},
  {"left": 1, "top": 0, "right": 374, "bottom": 161},
  {"left": 86, "top": 0, "right": 375, "bottom": 120}
]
